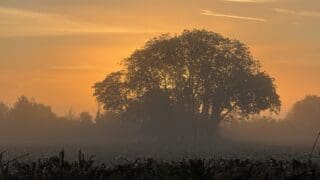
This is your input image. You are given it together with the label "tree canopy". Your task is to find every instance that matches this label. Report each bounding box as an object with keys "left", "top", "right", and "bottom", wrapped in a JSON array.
[
  {"left": 287, "top": 95, "right": 320, "bottom": 124},
  {"left": 9, "top": 96, "right": 56, "bottom": 124},
  {"left": 94, "top": 29, "right": 281, "bottom": 124}
]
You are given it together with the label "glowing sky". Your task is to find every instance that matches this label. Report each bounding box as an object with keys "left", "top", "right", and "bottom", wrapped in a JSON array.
[{"left": 0, "top": 0, "right": 319, "bottom": 116}]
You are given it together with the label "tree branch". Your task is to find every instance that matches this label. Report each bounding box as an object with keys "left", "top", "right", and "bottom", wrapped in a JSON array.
[{"left": 220, "top": 103, "right": 237, "bottom": 121}]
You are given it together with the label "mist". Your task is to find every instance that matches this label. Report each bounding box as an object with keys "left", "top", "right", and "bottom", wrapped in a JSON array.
[{"left": 1, "top": 94, "right": 319, "bottom": 160}]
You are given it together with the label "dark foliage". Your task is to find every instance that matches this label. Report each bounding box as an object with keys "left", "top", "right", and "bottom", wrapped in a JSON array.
[
  {"left": 0, "top": 150, "right": 319, "bottom": 180},
  {"left": 286, "top": 95, "right": 320, "bottom": 128},
  {"left": 94, "top": 29, "right": 281, "bottom": 126}
]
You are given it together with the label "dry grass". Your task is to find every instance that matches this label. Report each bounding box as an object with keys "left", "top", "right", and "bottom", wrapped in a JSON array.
[{"left": 0, "top": 149, "right": 320, "bottom": 179}]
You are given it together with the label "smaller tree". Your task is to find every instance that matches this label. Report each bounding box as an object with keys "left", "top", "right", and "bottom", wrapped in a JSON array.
[
  {"left": 79, "top": 112, "right": 93, "bottom": 126},
  {"left": 286, "top": 95, "right": 320, "bottom": 130},
  {"left": 9, "top": 96, "right": 56, "bottom": 125}
]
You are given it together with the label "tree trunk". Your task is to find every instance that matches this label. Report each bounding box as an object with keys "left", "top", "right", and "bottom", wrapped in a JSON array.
[
  {"left": 202, "top": 100, "right": 209, "bottom": 119},
  {"left": 210, "top": 108, "right": 222, "bottom": 126}
]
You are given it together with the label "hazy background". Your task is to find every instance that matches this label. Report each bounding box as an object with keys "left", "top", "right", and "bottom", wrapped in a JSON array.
[{"left": 0, "top": 0, "right": 319, "bottom": 116}]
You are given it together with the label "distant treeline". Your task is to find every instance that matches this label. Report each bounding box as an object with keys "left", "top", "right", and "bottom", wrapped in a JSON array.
[
  {"left": 0, "top": 95, "right": 320, "bottom": 144},
  {"left": 0, "top": 96, "right": 222, "bottom": 144},
  {"left": 0, "top": 96, "right": 98, "bottom": 143}
]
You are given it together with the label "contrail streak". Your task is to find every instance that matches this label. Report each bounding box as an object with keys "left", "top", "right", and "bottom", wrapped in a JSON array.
[{"left": 201, "top": 9, "right": 267, "bottom": 22}]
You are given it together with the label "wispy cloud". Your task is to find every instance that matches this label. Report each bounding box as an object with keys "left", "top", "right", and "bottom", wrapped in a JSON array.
[
  {"left": 0, "top": 7, "right": 83, "bottom": 29},
  {"left": 0, "top": 6, "right": 156, "bottom": 37},
  {"left": 0, "top": 7, "right": 49, "bottom": 18},
  {"left": 201, "top": 9, "right": 267, "bottom": 22},
  {"left": 274, "top": 8, "right": 320, "bottom": 17}
]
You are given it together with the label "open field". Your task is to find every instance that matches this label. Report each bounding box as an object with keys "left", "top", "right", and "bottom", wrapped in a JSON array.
[{"left": 0, "top": 142, "right": 316, "bottom": 162}]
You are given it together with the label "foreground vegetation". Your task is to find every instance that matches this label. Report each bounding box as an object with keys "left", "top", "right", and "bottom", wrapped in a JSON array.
[{"left": 0, "top": 150, "right": 319, "bottom": 180}]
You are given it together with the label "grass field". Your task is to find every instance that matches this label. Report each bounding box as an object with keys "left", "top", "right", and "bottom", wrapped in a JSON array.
[
  {"left": 0, "top": 149, "right": 319, "bottom": 179},
  {"left": 1, "top": 142, "right": 319, "bottom": 179}
]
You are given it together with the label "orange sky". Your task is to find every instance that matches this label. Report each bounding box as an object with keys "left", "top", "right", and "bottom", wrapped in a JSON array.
[{"left": 0, "top": 0, "right": 320, "bottom": 117}]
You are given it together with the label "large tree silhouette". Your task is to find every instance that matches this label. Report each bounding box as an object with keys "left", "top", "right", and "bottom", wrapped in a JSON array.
[{"left": 94, "top": 29, "right": 281, "bottom": 124}]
